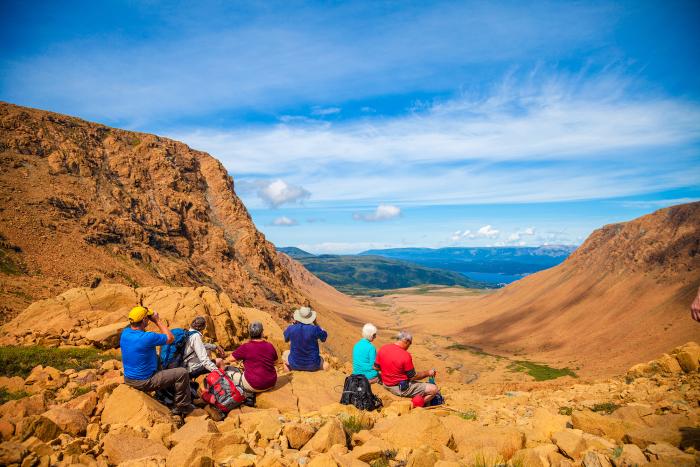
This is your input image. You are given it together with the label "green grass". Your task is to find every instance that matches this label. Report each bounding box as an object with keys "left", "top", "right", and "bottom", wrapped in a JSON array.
[
  {"left": 0, "top": 346, "right": 114, "bottom": 378},
  {"left": 369, "top": 449, "right": 398, "bottom": 467},
  {"left": 591, "top": 402, "right": 620, "bottom": 414},
  {"left": 0, "top": 387, "right": 30, "bottom": 405},
  {"left": 507, "top": 360, "right": 577, "bottom": 381},
  {"left": 340, "top": 415, "right": 367, "bottom": 435},
  {"left": 72, "top": 386, "right": 93, "bottom": 397},
  {"left": 458, "top": 410, "right": 477, "bottom": 421},
  {"left": 558, "top": 406, "right": 573, "bottom": 416}
]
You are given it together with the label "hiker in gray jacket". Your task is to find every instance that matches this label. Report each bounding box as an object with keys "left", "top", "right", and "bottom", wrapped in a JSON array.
[{"left": 183, "top": 316, "right": 225, "bottom": 378}]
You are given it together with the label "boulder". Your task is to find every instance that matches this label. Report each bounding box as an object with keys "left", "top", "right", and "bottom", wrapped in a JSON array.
[
  {"left": 118, "top": 455, "right": 167, "bottom": 467},
  {"left": 441, "top": 415, "right": 522, "bottom": 457},
  {"left": 21, "top": 436, "right": 52, "bottom": 457},
  {"left": 0, "top": 420, "right": 14, "bottom": 440},
  {"left": 672, "top": 342, "right": 700, "bottom": 373},
  {"left": 571, "top": 411, "right": 629, "bottom": 443},
  {"left": 511, "top": 444, "right": 561, "bottom": 467},
  {"left": 0, "top": 376, "right": 26, "bottom": 393},
  {"left": 552, "top": 429, "right": 586, "bottom": 459},
  {"left": 24, "top": 366, "right": 66, "bottom": 390},
  {"left": 168, "top": 416, "right": 219, "bottom": 446},
  {"left": 382, "top": 411, "right": 454, "bottom": 452},
  {"left": 166, "top": 432, "right": 250, "bottom": 467},
  {"left": 101, "top": 384, "right": 173, "bottom": 430},
  {"left": 527, "top": 407, "right": 570, "bottom": 445},
  {"left": 62, "top": 390, "right": 98, "bottom": 417},
  {"left": 42, "top": 407, "right": 88, "bottom": 436},
  {"left": 0, "top": 393, "right": 47, "bottom": 423},
  {"left": 304, "top": 418, "right": 346, "bottom": 453},
  {"left": 308, "top": 453, "right": 340, "bottom": 467},
  {"left": 612, "top": 444, "right": 648, "bottom": 466},
  {"left": 19, "top": 415, "right": 62, "bottom": 442},
  {"left": 406, "top": 445, "right": 438, "bottom": 467},
  {"left": 84, "top": 322, "right": 126, "bottom": 349},
  {"left": 582, "top": 450, "right": 612, "bottom": 467},
  {"left": 0, "top": 440, "right": 27, "bottom": 465},
  {"left": 652, "top": 354, "right": 682, "bottom": 374},
  {"left": 102, "top": 431, "right": 169, "bottom": 465},
  {"left": 644, "top": 443, "right": 694, "bottom": 466},
  {"left": 238, "top": 410, "right": 283, "bottom": 441},
  {"left": 350, "top": 437, "right": 391, "bottom": 462},
  {"left": 284, "top": 422, "right": 316, "bottom": 449},
  {"left": 626, "top": 363, "right": 653, "bottom": 379}
]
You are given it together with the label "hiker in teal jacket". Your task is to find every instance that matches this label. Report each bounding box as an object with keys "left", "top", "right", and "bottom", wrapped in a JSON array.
[{"left": 352, "top": 323, "right": 379, "bottom": 383}]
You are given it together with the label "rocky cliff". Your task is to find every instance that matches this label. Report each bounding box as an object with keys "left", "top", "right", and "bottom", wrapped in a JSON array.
[{"left": 0, "top": 102, "right": 305, "bottom": 322}]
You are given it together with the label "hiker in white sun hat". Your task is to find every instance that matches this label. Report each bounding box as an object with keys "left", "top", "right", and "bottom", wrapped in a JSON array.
[{"left": 282, "top": 306, "right": 329, "bottom": 371}]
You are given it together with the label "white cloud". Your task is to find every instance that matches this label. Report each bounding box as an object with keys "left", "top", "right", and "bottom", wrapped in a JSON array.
[
  {"left": 311, "top": 107, "right": 341, "bottom": 116},
  {"left": 477, "top": 225, "right": 499, "bottom": 238},
  {"left": 237, "top": 179, "right": 310, "bottom": 208},
  {"left": 272, "top": 216, "right": 298, "bottom": 226},
  {"left": 353, "top": 204, "right": 401, "bottom": 222},
  {"left": 175, "top": 73, "right": 700, "bottom": 206},
  {"left": 617, "top": 198, "right": 699, "bottom": 209},
  {"left": 508, "top": 227, "right": 536, "bottom": 242},
  {"left": 297, "top": 241, "right": 400, "bottom": 255}
]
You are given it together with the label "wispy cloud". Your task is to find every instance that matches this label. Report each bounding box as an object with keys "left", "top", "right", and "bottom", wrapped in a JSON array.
[
  {"left": 237, "top": 179, "right": 310, "bottom": 208},
  {"left": 617, "top": 198, "right": 699, "bottom": 209},
  {"left": 177, "top": 72, "right": 700, "bottom": 207},
  {"left": 311, "top": 107, "right": 341, "bottom": 116},
  {"left": 272, "top": 216, "right": 298, "bottom": 226},
  {"left": 296, "top": 241, "right": 401, "bottom": 255},
  {"left": 353, "top": 204, "right": 401, "bottom": 222}
]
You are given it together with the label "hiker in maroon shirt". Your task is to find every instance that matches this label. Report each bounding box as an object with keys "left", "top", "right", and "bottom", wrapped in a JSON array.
[{"left": 230, "top": 321, "right": 279, "bottom": 392}]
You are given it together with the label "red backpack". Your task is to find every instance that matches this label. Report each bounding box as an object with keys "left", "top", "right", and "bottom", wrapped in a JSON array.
[{"left": 200, "top": 369, "right": 245, "bottom": 413}]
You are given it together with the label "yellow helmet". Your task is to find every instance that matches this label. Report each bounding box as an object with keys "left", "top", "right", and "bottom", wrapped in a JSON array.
[{"left": 128, "top": 306, "right": 153, "bottom": 323}]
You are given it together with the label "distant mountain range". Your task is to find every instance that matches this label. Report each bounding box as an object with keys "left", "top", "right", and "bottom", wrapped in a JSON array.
[
  {"left": 359, "top": 246, "right": 577, "bottom": 284},
  {"left": 278, "top": 248, "right": 490, "bottom": 294}
]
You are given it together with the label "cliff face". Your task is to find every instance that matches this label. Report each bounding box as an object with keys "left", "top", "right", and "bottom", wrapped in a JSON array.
[{"left": 0, "top": 102, "right": 305, "bottom": 321}]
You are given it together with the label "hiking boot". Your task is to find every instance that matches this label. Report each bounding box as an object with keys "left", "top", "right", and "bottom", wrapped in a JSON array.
[
  {"left": 171, "top": 404, "right": 196, "bottom": 416},
  {"left": 203, "top": 405, "right": 225, "bottom": 422}
]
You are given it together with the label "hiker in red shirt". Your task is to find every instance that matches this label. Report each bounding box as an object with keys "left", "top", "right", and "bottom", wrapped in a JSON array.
[{"left": 374, "top": 330, "right": 439, "bottom": 403}]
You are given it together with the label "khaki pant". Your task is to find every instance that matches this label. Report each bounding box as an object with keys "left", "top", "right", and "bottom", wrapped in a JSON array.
[
  {"left": 125, "top": 367, "right": 191, "bottom": 409},
  {"left": 230, "top": 371, "right": 271, "bottom": 393},
  {"left": 383, "top": 381, "right": 428, "bottom": 398}
]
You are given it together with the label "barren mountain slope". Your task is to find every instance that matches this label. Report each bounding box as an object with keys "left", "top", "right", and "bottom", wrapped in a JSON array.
[
  {"left": 0, "top": 102, "right": 305, "bottom": 322},
  {"left": 420, "top": 202, "right": 700, "bottom": 376}
]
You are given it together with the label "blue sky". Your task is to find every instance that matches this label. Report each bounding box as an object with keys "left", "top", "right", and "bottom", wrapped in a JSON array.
[{"left": 2, "top": 1, "right": 699, "bottom": 253}]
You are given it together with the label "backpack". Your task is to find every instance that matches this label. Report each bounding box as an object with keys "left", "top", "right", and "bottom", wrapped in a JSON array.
[
  {"left": 159, "top": 328, "right": 197, "bottom": 369},
  {"left": 200, "top": 368, "right": 246, "bottom": 414},
  {"left": 340, "top": 374, "right": 383, "bottom": 411}
]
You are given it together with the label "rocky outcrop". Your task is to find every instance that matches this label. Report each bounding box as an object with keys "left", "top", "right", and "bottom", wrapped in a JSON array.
[
  {"left": 0, "top": 284, "right": 251, "bottom": 349},
  {"left": 0, "top": 102, "right": 305, "bottom": 322},
  {"left": 0, "top": 342, "right": 698, "bottom": 466}
]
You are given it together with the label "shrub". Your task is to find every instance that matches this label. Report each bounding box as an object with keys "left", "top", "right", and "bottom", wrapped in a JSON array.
[
  {"left": 507, "top": 360, "right": 577, "bottom": 381},
  {"left": 0, "top": 387, "right": 29, "bottom": 404},
  {"left": 0, "top": 346, "right": 113, "bottom": 378},
  {"left": 591, "top": 402, "right": 620, "bottom": 414},
  {"left": 458, "top": 410, "right": 477, "bottom": 421},
  {"left": 558, "top": 406, "right": 573, "bottom": 416},
  {"left": 340, "top": 415, "right": 365, "bottom": 435}
]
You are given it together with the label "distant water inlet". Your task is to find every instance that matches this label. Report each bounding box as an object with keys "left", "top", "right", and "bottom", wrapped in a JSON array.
[{"left": 459, "top": 271, "right": 530, "bottom": 286}]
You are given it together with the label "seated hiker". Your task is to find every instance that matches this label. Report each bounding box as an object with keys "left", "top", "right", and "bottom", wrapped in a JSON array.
[
  {"left": 375, "top": 330, "right": 438, "bottom": 404},
  {"left": 183, "top": 316, "right": 226, "bottom": 378},
  {"left": 120, "top": 306, "right": 195, "bottom": 416},
  {"left": 229, "top": 321, "right": 278, "bottom": 393},
  {"left": 282, "top": 306, "right": 329, "bottom": 372},
  {"left": 352, "top": 323, "right": 380, "bottom": 383}
]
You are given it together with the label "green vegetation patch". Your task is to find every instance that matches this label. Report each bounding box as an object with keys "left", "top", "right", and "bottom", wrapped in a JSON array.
[
  {"left": 339, "top": 414, "right": 371, "bottom": 435},
  {"left": 558, "top": 406, "right": 573, "bottom": 416},
  {"left": 457, "top": 410, "right": 477, "bottom": 421},
  {"left": 0, "top": 387, "right": 30, "bottom": 405},
  {"left": 591, "top": 402, "right": 620, "bottom": 414},
  {"left": 507, "top": 360, "right": 577, "bottom": 381},
  {"left": 0, "top": 346, "right": 114, "bottom": 378}
]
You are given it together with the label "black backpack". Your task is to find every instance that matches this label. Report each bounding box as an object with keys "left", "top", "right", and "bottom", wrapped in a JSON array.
[{"left": 340, "top": 374, "right": 383, "bottom": 411}]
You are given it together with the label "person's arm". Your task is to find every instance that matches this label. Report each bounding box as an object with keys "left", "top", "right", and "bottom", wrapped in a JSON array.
[
  {"left": 409, "top": 369, "right": 436, "bottom": 381},
  {"left": 283, "top": 326, "right": 291, "bottom": 343},
  {"left": 150, "top": 312, "right": 174, "bottom": 344},
  {"left": 315, "top": 323, "right": 328, "bottom": 342},
  {"left": 691, "top": 286, "right": 700, "bottom": 322},
  {"left": 191, "top": 333, "right": 218, "bottom": 371}
]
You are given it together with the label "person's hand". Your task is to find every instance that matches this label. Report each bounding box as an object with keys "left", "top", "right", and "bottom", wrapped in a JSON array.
[
  {"left": 149, "top": 311, "right": 160, "bottom": 322},
  {"left": 216, "top": 345, "right": 226, "bottom": 357},
  {"left": 428, "top": 369, "right": 436, "bottom": 377},
  {"left": 691, "top": 288, "right": 700, "bottom": 322}
]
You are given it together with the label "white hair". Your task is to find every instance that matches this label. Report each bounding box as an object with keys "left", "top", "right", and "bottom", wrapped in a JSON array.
[
  {"left": 362, "top": 323, "right": 377, "bottom": 340},
  {"left": 396, "top": 330, "right": 413, "bottom": 343}
]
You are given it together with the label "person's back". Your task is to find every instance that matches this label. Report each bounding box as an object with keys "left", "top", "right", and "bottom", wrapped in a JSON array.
[
  {"left": 284, "top": 322, "right": 327, "bottom": 371},
  {"left": 375, "top": 342, "right": 413, "bottom": 387},
  {"left": 232, "top": 339, "right": 278, "bottom": 391},
  {"left": 121, "top": 326, "right": 166, "bottom": 380},
  {"left": 352, "top": 338, "right": 378, "bottom": 380}
]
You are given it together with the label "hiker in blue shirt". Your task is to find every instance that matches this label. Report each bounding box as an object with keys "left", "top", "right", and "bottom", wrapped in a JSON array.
[
  {"left": 352, "top": 323, "right": 379, "bottom": 383},
  {"left": 282, "top": 306, "right": 329, "bottom": 371},
  {"left": 120, "top": 306, "right": 195, "bottom": 416}
]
